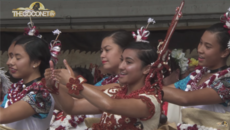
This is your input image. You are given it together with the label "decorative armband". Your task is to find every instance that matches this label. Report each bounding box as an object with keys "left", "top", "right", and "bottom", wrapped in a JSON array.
[{"left": 66, "top": 75, "right": 87, "bottom": 95}]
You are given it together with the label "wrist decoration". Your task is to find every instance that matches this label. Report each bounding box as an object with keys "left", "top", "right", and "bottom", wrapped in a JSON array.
[
  {"left": 66, "top": 75, "right": 87, "bottom": 95},
  {"left": 41, "top": 78, "right": 59, "bottom": 94}
]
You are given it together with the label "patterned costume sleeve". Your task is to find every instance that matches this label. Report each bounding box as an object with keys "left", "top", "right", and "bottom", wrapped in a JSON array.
[
  {"left": 174, "top": 74, "right": 191, "bottom": 91},
  {"left": 21, "top": 84, "right": 52, "bottom": 119},
  {"left": 210, "top": 77, "right": 230, "bottom": 106},
  {"left": 138, "top": 94, "right": 161, "bottom": 121}
]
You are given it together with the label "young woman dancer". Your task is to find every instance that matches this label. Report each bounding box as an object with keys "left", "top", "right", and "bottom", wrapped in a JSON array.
[
  {"left": 45, "top": 41, "right": 162, "bottom": 130},
  {"left": 0, "top": 36, "right": 54, "bottom": 130},
  {"left": 163, "top": 23, "right": 230, "bottom": 129}
]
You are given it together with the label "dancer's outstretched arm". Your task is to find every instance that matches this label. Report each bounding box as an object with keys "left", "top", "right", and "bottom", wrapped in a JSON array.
[
  {"left": 162, "top": 87, "right": 223, "bottom": 106},
  {"left": 0, "top": 101, "right": 36, "bottom": 124},
  {"left": 46, "top": 60, "right": 152, "bottom": 119},
  {"left": 45, "top": 62, "right": 120, "bottom": 99}
]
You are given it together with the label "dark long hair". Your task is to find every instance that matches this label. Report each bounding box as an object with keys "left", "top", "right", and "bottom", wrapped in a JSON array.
[
  {"left": 124, "top": 42, "right": 158, "bottom": 67},
  {"left": 105, "top": 30, "right": 135, "bottom": 50},
  {"left": 15, "top": 36, "right": 51, "bottom": 77},
  {"left": 206, "top": 23, "right": 230, "bottom": 51}
]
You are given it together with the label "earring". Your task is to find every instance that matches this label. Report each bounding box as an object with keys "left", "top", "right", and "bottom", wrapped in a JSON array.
[{"left": 33, "top": 66, "right": 36, "bottom": 68}]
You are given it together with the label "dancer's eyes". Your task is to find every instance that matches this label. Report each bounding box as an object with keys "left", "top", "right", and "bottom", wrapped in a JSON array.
[
  {"left": 126, "top": 60, "right": 132, "bottom": 64},
  {"left": 204, "top": 43, "right": 212, "bottom": 49},
  {"left": 15, "top": 55, "right": 21, "bottom": 60},
  {"left": 100, "top": 49, "right": 110, "bottom": 53},
  {"left": 105, "top": 49, "right": 110, "bottom": 52},
  {"left": 205, "top": 46, "right": 211, "bottom": 49},
  {"left": 126, "top": 61, "right": 132, "bottom": 64},
  {"left": 16, "top": 57, "right": 21, "bottom": 60}
]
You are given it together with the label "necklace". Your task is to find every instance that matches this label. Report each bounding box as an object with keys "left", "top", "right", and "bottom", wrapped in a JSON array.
[
  {"left": 101, "top": 75, "right": 119, "bottom": 85},
  {"left": 24, "top": 77, "right": 42, "bottom": 87},
  {"left": 186, "top": 66, "right": 230, "bottom": 91},
  {"left": 208, "top": 65, "right": 228, "bottom": 73},
  {"left": 7, "top": 78, "right": 49, "bottom": 106}
]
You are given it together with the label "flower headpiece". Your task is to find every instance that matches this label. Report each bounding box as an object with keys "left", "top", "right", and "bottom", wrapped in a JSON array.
[
  {"left": 171, "top": 49, "right": 198, "bottom": 74},
  {"left": 171, "top": 49, "right": 189, "bottom": 74},
  {"left": 220, "top": 7, "right": 230, "bottom": 49},
  {"left": 50, "top": 29, "right": 62, "bottom": 65},
  {"left": 23, "top": 10, "right": 42, "bottom": 38},
  {"left": 0, "top": 68, "right": 12, "bottom": 95},
  {"left": 132, "top": 18, "right": 155, "bottom": 43}
]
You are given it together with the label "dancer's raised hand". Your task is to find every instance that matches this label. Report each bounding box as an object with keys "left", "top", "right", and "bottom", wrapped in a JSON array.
[
  {"left": 44, "top": 60, "right": 56, "bottom": 88},
  {"left": 54, "top": 59, "right": 75, "bottom": 85}
]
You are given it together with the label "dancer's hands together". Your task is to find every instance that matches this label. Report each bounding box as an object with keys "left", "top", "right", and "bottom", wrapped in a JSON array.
[
  {"left": 44, "top": 59, "right": 75, "bottom": 87},
  {"left": 44, "top": 60, "right": 56, "bottom": 88},
  {"left": 53, "top": 59, "right": 75, "bottom": 85}
]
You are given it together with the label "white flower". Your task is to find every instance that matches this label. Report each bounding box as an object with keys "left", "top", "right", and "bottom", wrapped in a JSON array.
[
  {"left": 171, "top": 49, "right": 189, "bottom": 74},
  {"left": 179, "top": 57, "right": 189, "bottom": 73},
  {"left": 52, "top": 29, "right": 61, "bottom": 35},
  {"left": 147, "top": 18, "right": 155, "bottom": 24},
  {"left": 171, "top": 49, "right": 184, "bottom": 60}
]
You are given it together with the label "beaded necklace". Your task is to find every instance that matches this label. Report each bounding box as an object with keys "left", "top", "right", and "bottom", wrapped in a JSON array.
[
  {"left": 186, "top": 66, "right": 230, "bottom": 91},
  {"left": 101, "top": 75, "right": 119, "bottom": 85},
  {"left": 7, "top": 79, "right": 49, "bottom": 106}
]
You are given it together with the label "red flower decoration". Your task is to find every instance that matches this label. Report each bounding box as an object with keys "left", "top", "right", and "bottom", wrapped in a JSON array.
[
  {"left": 66, "top": 76, "right": 87, "bottom": 96},
  {"left": 105, "top": 114, "right": 117, "bottom": 129},
  {"left": 56, "top": 126, "right": 65, "bottom": 130},
  {"left": 118, "top": 116, "right": 137, "bottom": 125}
]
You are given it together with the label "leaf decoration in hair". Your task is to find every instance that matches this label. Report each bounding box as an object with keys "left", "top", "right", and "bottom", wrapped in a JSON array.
[
  {"left": 220, "top": 7, "right": 230, "bottom": 49},
  {"left": 23, "top": 10, "right": 42, "bottom": 38},
  {"left": 50, "top": 29, "right": 62, "bottom": 65},
  {"left": 132, "top": 27, "right": 150, "bottom": 43},
  {"left": 220, "top": 7, "right": 230, "bottom": 30},
  {"left": 132, "top": 18, "right": 155, "bottom": 43},
  {"left": 24, "top": 23, "right": 40, "bottom": 36}
]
